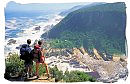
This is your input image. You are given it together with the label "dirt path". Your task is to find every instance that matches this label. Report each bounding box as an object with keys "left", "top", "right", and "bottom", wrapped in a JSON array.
[{"left": 27, "top": 75, "right": 55, "bottom": 82}]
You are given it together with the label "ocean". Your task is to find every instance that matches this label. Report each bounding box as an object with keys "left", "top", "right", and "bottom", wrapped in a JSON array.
[{"left": 5, "top": 11, "right": 64, "bottom": 56}]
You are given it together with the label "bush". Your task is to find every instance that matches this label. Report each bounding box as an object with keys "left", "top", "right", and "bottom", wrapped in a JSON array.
[
  {"left": 4, "top": 53, "right": 24, "bottom": 79},
  {"left": 49, "top": 65, "right": 64, "bottom": 82},
  {"left": 49, "top": 66, "right": 96, "bottom": 82},
  {"left": 63, "top": 70, "right": 96, "bottom": 82},
  {"left": 5, "top": 53, "right": 48, "bottom": 80}
]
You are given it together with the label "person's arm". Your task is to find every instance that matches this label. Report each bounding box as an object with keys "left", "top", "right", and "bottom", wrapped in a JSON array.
[{"left": 41, "top": 49, "right": 45, "bottom": 61}]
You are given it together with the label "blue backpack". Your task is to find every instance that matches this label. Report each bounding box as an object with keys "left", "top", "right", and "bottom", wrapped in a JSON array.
[{"left": 20, "top": 44, "right": 31, "bottom": 60}]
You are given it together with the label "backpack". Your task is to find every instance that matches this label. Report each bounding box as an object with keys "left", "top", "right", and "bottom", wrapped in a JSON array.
[
  {"left": 20, "top": 44, "right": 31, "bottom": 60},
  {"left": 31, "top": 45, "right": 43, "bottom": 62}
]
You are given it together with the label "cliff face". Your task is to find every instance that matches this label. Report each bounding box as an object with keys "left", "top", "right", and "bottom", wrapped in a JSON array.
[
  {"left": 43, "top": 2, "right": 126, "bottom": 55},
  {"left": 48, "top": 2, "right": 126, "bottom": 38}
]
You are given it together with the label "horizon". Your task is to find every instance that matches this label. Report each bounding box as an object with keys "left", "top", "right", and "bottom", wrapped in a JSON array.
[{"left": 5, "top": 1, "right": 93, "bottom": 12}]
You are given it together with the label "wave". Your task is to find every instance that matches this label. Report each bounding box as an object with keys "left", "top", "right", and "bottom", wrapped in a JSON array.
[{"left": 5, "top": 14, "right": 64, "bottom": 56}]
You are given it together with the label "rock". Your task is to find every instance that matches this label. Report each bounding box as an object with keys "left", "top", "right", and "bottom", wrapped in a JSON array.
[
  {"left": 93, "top": 48, "right": 103, "bottom": 60},
  {"left": 87, "top": 71, "right": 100, "bottom": 79},
  {"left": 15, "top": 45, "right": 22, "bottom": 49},
  {"left": 44, "top": 25, "right": 51, "bottom": 29},
  {"left": 34, "top": 26, "right": 41, "bottom": 30},
  {"left": 74, "top": 52, "right": 128, "bottom": 83},
  {"left": 120, "top": 56, "right": 127, "bottom": 62},
  {"left": 112, "top": 56, "right": 121, "bottom": 62},
  {"left": 7, "top": 39, "right": 16, "bottom": 45},
  {"left": 49, "top": 78, "right": 55, "bottom": 82},
  {"left": 78, "top": 47, "right": 89, "bottom": 55},
  {"left": 118, "top": 67, "right": 128, "bottom": 80},
  {"left": 46, "top": 47, "right": 128, "bottom": 83}
]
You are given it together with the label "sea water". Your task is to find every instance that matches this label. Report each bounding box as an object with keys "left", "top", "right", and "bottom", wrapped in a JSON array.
[{"left": 5, "top": 11, "right": 64, "bottom": 56}]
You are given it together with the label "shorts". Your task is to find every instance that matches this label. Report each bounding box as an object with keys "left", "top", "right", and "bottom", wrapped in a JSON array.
[
  {"left": 33, "top": 56, "right": 44, "bottom": 63},
  {"left": 24, "top": 60, "right": 33, "bottom": 67}
]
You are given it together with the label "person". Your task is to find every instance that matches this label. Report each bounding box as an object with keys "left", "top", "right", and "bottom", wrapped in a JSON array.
[
  {"left": 32, "top": 40, "right": 49, "bottom": 79},
  {"left": 20, "top": 39, "right": 33, "bottom": 78}
]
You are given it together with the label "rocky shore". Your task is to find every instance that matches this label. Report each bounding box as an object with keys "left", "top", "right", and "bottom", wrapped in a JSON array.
[
  {"left": 45, "top": 47, "right": 128, "bottom": 83},
  {"left": 5, "top": 15, "right": 64, "bottom": 57}
]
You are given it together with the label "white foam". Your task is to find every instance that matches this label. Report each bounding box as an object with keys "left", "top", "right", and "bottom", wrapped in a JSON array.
[
  {"left": 5, "top": 14, "right": 64, "bottom": 56},
  {"left": 5, "top": 20, "right": 17, "bottom": 29}
]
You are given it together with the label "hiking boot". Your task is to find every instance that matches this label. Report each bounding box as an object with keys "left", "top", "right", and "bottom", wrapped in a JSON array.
[
  {"left": 26, "top": 73, "right": 29, "bottom": 78},
  {"left": 36, "top": 75, "right": 40, "bottom": 79},
  {"left": 29, "top": 73, "right": 33, "bottom": 78},
  {"left": 46, "top": 74, "right": 50, "bottom": 80}
]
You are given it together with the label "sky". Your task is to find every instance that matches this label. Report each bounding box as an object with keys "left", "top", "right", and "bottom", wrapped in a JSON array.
[{"left": 5, "top": 1, "right": 92, "bottom": 12}]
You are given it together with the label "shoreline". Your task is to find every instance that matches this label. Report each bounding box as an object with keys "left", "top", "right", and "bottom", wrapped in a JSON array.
[{"left": 5, "top": 14, "right": 64, "bottom": 57}]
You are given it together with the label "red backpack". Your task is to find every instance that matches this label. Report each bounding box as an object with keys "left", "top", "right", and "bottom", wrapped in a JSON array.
[
  {"left": 33, "top": 45, "right": 41, "bottom": 62},
  {"left": 32, "top": 44, "right": 45, "bottom": 63}
]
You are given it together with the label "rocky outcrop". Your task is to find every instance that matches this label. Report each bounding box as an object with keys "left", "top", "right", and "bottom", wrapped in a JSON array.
[
  {"left": 93, "top": 48, "right": 103, "bottom": 60},
  {"left": 74, "top": 52, "right": 128, "bottom": 83},
  {"left": 46, "top": 48, "right": 70, "bottom": 57},
  {"left": 7, "top": 39, "right": 16, "bottom": 45},
  {"left": 78, "top": 47, "right": 89, "bottom": 55},
  {"left": 45, "top": 47, "right": 128, "bottom": 83},
  {"left": 34, "top": 26, "right": 41, "bottom": 30}
]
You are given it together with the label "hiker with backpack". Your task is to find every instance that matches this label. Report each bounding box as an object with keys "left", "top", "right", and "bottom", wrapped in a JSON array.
[
  {"left": 31, "top": 40, "right": 49, "bottom": 79},
  {"left": 20, "top": 39, "right": 33, "bottom": 78}
]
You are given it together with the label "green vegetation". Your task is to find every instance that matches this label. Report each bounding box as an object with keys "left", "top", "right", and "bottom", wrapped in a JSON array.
[
  {"left": 47, "top": 30, "right": 125, "bottom": 55},
  {"left": 72, "top": 2, "right": 126, "bottom": 14},
  {"left": 42, "top": 2, "right": 126, "bottom": 55},
  {"left": 63, "top": 70, "right": 96, "bottom": 82},
  {"left": 5, "top": 53, "right": 24, "bottom": 79},
  {"left": 4, "top": 53, "right": 47, "bottom": 79},
  {"left": 5, "top": 53, "right": 96, "bottom": 82},
  {"left": 49, "top": 66, "right": 64, "bottom": 82},
  {"left": 49, "top": 66, "right": 96, "bottom": 82}
]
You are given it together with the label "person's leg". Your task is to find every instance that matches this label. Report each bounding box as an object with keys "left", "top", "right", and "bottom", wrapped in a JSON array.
[
  {"left": 29, "top": 61, "right": 33, "bottom": 75},
  {"left": 25, "top": 63, "right": 30, "bottom": 78},
  {"left": 24, "top": 61, "right": 27, "bottom": 73},
  {"left": 29, "top": 65, "right": 32, "bottom": 77},
  {"left": 42, "top": 62, "right": 49, "bottom": 78},
  {"left": 27, "top": 66, "right": 30, "bottom": 78},
  {"left": 36, "top": 62, "right": 39, "bottom": 77},
  {"left": 24, "top": 61, "right": 29, "bottom": 78}
]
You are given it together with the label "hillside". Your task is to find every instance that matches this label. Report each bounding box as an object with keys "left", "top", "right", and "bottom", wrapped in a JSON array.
[
  {"left": 42, "top": 2, "right": 126, "bottom": 55},
  {"left": 59, "top": 2, "right": 105, "bottom": 16},
  {"left": 59, "top": 5, "right": 84, "bottom": 16}
]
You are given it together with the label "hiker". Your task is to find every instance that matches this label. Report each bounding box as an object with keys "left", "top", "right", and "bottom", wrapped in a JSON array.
[
  {"left": 32, "top": 40, "right": 49, "bottom": 78},
  {"left": 20, "top": 39, "right": 33, "bottom": 78}
]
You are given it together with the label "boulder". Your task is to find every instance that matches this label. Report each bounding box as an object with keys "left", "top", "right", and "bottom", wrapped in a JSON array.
[
  {"left": 74, "top": 53, "right": 128, "bottom": 83},
  {"left": 15, "top": 45, "right": 22, "bottom": 49},
  {"left": 112, "top": 56, "right": 121, "bottom": 62},
  {"left": 7, "top": 39, "right": 16, "bottom": 45},
  {"left": 93, "top": 48, "right": 103, "bottom": 60},
  {"left": 34, "top": 26, "right": 41, "bottom": 30}
]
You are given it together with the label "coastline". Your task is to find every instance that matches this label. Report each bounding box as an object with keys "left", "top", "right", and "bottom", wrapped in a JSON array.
[{"left": 4, "top": 14, "right": 64, "bottom": 57}]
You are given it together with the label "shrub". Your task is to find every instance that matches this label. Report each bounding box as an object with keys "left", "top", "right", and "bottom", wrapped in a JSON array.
[
  {"left": 49, "top": 65, "right": 64, "bottom": 82},
  {"left": 49, "top": 67, "right": 96, "bottom": 82},
  {"left": 4, "top": 53, "right": 24, "bottom": 79},
  {"left": 63, "top": 70, "right": 96, "bottom": 82}
]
